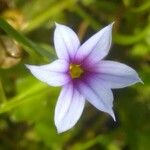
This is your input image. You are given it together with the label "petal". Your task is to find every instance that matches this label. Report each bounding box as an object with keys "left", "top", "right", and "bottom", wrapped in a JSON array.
[
  {"left": 91, "top": 60, "right": 142, "bottom": 89},
  {"left": 54, "top": 23, "right": 80, "bottom": 60},
  {"left": 26, "top": 59, "right": 70, "bottom": 86},
  {"left": 36, "top": 59, "right": 69, "bottom": 72},
  {"left": 75, "top": 23, "right": 113, "bottom": 64},
  {"left": 55, "top": 83, "right": 85, "bottom": 133},
  {"left": 75, "top": 78, "right": 115, "bottom": 120}
]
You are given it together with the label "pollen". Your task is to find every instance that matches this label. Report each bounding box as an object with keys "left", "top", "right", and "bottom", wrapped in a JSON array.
[{"left": 69, "top": 64, "right": 84, "bottom": 79}]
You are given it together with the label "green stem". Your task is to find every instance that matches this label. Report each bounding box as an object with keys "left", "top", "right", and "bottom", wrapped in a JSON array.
[{"left": 0, "top": 79, "right": 7, "bottom": 103}]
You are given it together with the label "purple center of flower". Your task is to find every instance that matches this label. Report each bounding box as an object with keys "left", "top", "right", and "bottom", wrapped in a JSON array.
[{"left": 69, "top": 64, "right": 84, "bottom": 79}]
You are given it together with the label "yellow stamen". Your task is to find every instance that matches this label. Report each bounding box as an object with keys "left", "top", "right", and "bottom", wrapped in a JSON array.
[{"left": 69, "top": 64, "right": 84, "bottom": 79}]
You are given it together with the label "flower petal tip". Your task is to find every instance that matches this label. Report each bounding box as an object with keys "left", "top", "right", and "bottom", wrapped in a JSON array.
[
  {"left": 107, "top": 22, "right": 114, "bottom": 32},
  {"left": 138, "top": 77, "right": 144, "bottom": 84},
  {"left": 107, "top": 108, "right": 116, "bottom": 121},
  {"left": 108, "top": 22, "right": 114, "bottom": 29},
  {"left": 55, "top": 22, "right": 64, "bottom": 28},
  {"left": 56, "top": 126, "right": 68, "bottom": 134},
  {"left": 55, "top": 22, "right": 59, "bottom": 27},
  {"left": 25, "top": 64, "right": 30, "bottom": 69},
  {"left": 25, "top": 64, "right": 34, "bottom": 71},
  {"left": 112, "top": 115, "right": 116, "bottom": 122},
  {"left": 111, "top": 21, "right": 115, "bottom": 26},
  {"left": 110, "top": 110, "right": 116, "bottom": 122},
  {"left": 56, "top": 128, "right": 63, "bottom": 134},
  {"left": 136, "top": 75, "right": 144, "bottom": 84}
]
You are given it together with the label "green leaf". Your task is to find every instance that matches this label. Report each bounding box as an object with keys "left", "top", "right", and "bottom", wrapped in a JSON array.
[{"left": 0, "top": 83, "right": 46, "bottom": 113}]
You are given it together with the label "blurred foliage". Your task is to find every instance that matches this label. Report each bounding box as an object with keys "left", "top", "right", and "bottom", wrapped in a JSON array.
[{"left": 0, "top": 0, "right": 150, "bottom": 149}]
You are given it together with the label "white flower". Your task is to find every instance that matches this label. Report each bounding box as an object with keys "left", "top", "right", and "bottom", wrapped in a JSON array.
[{"left": 26, "top": 23, "right": 142, "bottom": 133}]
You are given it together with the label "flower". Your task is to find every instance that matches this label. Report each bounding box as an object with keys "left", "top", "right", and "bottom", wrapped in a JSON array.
[{"left": 26, "top": 23, "right": 142, "bottom": 133}]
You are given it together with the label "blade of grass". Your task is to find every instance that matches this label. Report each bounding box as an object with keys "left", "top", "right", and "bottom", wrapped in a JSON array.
[
  {"left": 0, "top": 78, "right": 59, "bottom": 113},
  {"left": 0, "top": 87, "right": 49, "bottom": 113},
  {"left": 114, "top": 23, "right": 150, "bottom": 45},
  {"left": 72, "top": 135, "right": 105, "bottom": 150},
  {"left": 75, "top": 6, "right": 101, "bottom": 30},
  {"left": 24, "top": 0, "right": 76, "bottom": 33},
  {"left": 74, "top": 6, "right": 150, "bottom": 46},
  {"left": 0, "top": 18, "right": 52, "bottom": 61},
  {"left": 0, "top": 79, "right": 7, "bottom": 103},
  {"left": 130, "top": 1, "right": 150, "bottom": 13},
  {"left": 0, "top": 82, "right": 55, "bottom": 113}
]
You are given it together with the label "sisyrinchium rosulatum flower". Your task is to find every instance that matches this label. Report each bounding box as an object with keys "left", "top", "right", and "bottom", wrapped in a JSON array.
[{"left": 26, "top": 23, "right": 142, "bottom": 133}]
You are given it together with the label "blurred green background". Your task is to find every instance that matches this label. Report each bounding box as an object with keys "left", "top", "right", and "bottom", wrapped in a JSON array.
[{"left": 0, "top": 0, "right": 150, "bottom": 149}]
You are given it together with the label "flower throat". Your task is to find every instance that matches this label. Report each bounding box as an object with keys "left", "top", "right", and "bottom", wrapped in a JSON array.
[{"left": 69, "top": 64, "right": 84, "bottom": 79}]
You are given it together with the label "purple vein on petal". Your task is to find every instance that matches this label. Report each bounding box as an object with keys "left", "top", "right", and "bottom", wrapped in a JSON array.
[
  {"left": 55, "top": 82, "right": 85, "bottom": 133},
  {"left": 74, "top": 78, "right": 115, "bottom": 121}
]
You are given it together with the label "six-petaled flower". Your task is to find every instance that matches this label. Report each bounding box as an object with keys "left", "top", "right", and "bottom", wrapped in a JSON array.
[{"left": 26, "top": 23, "right": 142, "bottom": 133}]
